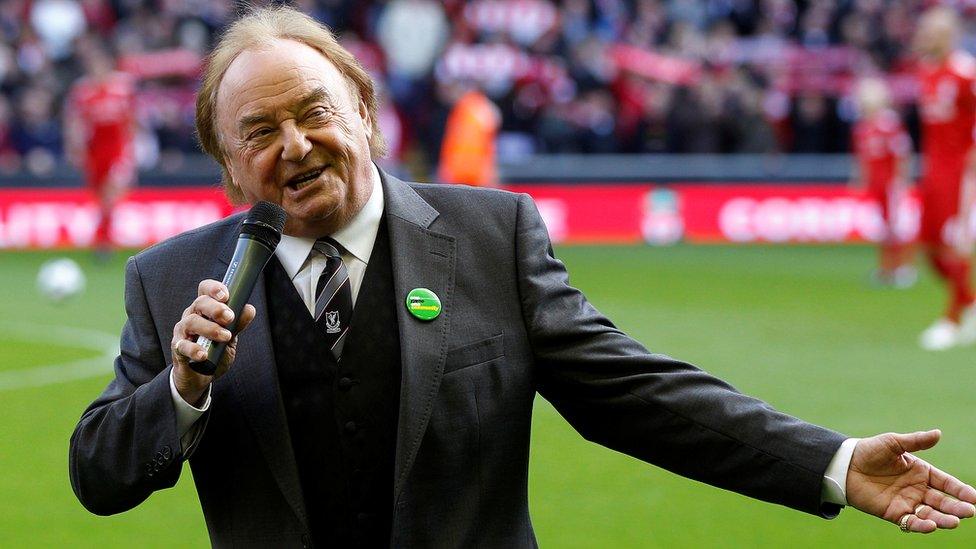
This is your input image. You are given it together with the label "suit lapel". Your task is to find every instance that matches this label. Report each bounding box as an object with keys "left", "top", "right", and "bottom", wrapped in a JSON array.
[
  {"left": 382, "top": 173, "right": 456, "bottom": 502},
  {"left": 214, "top": 223, "right": 308, "bottom": 528}
]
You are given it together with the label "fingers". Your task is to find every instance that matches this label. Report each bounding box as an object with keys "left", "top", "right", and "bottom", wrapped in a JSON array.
[
  {"left": 960, "top": 484, "right": 976, "bottom": 505},
  {"left": 172, "top": 280, "right": 258, "bottom": 381},
  {"left": 191, "top": 279, "right": 235, "bottom": 327},
  {"left": 174, "top": 337, "right": 208, "bottom": 363},
  {"left": 915, "top": 504, "right": 961, "bottom": 529},
  {"left": 924, "top": 488, "right": 976, "bottom": 518},
  {"left": 217, "top": 305, "right": 256, "bottom": 367},
  {"left": 172, "top": 280, "right": 235, "bottom": 365},
  {"left": 928, "top": 465, "right": 976, "bottom": 507},
  {"left": 182, "top": 312, "right": 233, "bottom": 344},
  {"left": 904, "top": 514, "right": 938, "bottom": 534},
  {"left": 198, "top": 279, "right": 228, "bottom": 301},
  {"left": 190, "top": 293, "right": 236, "bottom": 327},
  {"left": 235, "top": 304, "right": 257, "bottom": 334},
  {"left": 892, "top": 429, "right": 941, "bottom": 454}
]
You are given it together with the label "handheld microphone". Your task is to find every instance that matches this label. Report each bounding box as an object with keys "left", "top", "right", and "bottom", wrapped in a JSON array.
[{"left": 189, "top": 201, "right": 286, "bottom": 375}]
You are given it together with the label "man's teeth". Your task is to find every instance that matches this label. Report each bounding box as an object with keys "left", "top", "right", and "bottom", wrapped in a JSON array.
[{"left": 291, "top": 170, "right": 322, "bottom": 189}]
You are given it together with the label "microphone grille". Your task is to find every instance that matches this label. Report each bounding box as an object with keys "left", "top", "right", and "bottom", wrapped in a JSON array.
[{"left": 246, "top": 201, "right": 287, "bottom": 234}]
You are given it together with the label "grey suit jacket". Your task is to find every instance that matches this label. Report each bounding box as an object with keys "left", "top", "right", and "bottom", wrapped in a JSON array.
[{"left": 70, "top": 172, "right": 846, "bottom": 547}]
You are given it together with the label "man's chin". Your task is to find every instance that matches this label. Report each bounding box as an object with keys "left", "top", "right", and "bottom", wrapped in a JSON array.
[{"left": 282, "top": 204, "right": 343, "bottom": 238}]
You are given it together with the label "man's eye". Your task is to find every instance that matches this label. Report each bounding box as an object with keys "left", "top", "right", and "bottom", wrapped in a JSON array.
[
  {"left": 248, "top": 128, "right": 273, "bottom": 140},
  {"left": 306, "top": 107, "right": 328, "bottom": 119}
]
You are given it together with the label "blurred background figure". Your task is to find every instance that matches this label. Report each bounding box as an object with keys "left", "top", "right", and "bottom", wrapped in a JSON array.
[
  {"left": 437, "top": 83, "right": 501, "bottom": 187},
  {"left": 913, "top": 7, "right": 976, "bottom": 351},
  {"left": 64, "top": 37, "right": 136, "bottom": 259},
  {"left": 850, "top": 77, "right": 915, "bottom": 288}
]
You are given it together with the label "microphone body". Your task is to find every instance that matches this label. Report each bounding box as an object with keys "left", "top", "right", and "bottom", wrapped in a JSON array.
[{"left": 189, "top": 202, "right": 285, "bottom": 375}]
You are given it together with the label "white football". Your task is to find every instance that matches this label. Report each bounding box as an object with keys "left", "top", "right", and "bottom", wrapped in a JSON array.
[{"left": 37, "top": 258, "right": 86, "bottom": 303}]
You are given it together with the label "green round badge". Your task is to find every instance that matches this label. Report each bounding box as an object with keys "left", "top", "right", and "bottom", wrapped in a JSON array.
[{"left": 406, "top": 288, "right": 441, "bottom": 321}]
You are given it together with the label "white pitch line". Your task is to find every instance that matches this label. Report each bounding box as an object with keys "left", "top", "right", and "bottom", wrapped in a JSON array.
[
  {"left": 0, "top": 354, "right": 115, "bottom": 391},
  {"left": 0, "top": 322, "right": 118, "bottom": 392},
  {"left": 0, "top": 321, "right": 118, "bottom": 351}
]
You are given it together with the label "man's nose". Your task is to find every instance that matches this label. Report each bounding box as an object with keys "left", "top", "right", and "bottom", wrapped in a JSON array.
[{"left": 280, "top": 121, "right": 312, "bottom": 162}]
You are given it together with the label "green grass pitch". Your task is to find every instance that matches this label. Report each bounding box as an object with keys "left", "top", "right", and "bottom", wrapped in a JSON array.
[{"left": 2, "top": 244, "right": 974, "bottom": 547}]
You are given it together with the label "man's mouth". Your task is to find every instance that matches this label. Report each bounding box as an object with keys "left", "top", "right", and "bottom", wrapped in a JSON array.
[{"left": 287, "top": 167, "right": 325, "bottom": 191}]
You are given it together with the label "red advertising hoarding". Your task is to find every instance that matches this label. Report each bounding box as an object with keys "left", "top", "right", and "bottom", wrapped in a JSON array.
[
  {"left": 0, "top": 184, "right": 922, "bottom": 249},
  {"left": 0, "top": 188, "right": 236, "bottom": 249},
  {"left": 508, "top": 184, "right": 920, "bottom": 245}
]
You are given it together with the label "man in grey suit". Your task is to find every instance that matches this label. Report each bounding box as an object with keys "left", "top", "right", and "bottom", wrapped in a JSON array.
[{"left": 70, "top": 6, "right": 976, "bottom": 547}]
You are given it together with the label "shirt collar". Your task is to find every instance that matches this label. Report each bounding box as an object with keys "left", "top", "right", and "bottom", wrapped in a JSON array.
[
  {"left": 274, "top": 234, "right": 315, "bottom": 281},
  {"left": 331, "top": 163, "right": 384, "bottom": 265},
  {"left": 274, "top": 164, "right": 384, "bottom": 280}
]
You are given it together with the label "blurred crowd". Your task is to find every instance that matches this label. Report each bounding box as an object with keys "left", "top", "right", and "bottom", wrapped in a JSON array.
[{"left": 1, "top": 0, "right": 974, "bottom": 178}]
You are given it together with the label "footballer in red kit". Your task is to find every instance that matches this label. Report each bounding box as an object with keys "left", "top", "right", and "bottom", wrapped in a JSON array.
[
  {"left": 65, "top": 44, "right": 137, "bottom": 257},
  {"left": 914, "top": 7, "right": 976, "bottom": 350},
  {"left": 851, "top": 78, "right": 915, "bottom": 287}
]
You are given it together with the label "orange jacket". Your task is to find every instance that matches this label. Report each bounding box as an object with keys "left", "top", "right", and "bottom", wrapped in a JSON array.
[{"left": 438, "top": 91, "right": 501, "bottom": 187}]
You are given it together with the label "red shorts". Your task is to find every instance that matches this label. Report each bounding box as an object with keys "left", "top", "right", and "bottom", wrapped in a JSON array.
[
  {"left": 85, "top": 152, "right": 134, "bottom": 191},
  {"left": 919, "top": 175, "right": 962, "bottom": 245}
]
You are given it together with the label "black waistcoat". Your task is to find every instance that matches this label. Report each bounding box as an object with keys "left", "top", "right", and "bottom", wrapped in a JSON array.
[{"left": 264, "top": 218, "right": 401, "bottom": 547}]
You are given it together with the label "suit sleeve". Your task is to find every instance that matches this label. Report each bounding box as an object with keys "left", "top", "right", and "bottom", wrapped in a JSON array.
[
  {"left": 69, "top": 256, "right": 198, "bottom": 515},
  {"left": 514, "top": 193, "right": 846, "bottom": 517}
]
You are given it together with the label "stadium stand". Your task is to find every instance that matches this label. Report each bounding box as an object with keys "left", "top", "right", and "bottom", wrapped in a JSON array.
[{"left": 0, "top": 0, "right": 962, "bottom": 180}]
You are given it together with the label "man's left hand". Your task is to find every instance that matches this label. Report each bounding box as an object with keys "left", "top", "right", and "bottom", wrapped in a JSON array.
[{"left": 847, "top": 429, "right": 976, "bottom": 533}]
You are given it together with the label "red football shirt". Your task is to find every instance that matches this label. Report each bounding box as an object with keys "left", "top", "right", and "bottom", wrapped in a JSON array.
[
  {"left": 918, "top": 51, "right": 976, "bottom": 185},
  {"left": 853, "top": 109, "right": 911, "bottom": 192},
  {"left": 67, "top": 71, "right": 136, "bottom": 167}
]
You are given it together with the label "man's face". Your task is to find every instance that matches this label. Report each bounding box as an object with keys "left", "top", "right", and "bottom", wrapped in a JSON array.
[
  {"left": 216, "top": 39, "right": 374, "bottom": 237},
  {"left": 913, "top": 12, "right": 956, "bottom": 61}
]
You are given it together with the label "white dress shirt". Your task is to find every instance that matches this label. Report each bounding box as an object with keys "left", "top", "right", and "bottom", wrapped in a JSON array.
[
  {"left": 271, "top": 164, "right": 385, "bottom": 312},
  {"left": 168, "top": 163, "right": 854, "bottom": 507}
]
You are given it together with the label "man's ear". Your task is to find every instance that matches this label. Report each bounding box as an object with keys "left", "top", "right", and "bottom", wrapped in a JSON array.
[
  {"left": 224, "top": 158, "right": 235, "bottom": 186},
  {"left": 222, "top": 160, "right": 246, "bottom": 205},
  {"left": 358, "top": 99, "right": 373, "bottom": 140}
]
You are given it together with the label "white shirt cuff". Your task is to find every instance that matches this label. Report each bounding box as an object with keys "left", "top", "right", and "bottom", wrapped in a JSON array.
[
  {"left": 169, "top": 368, "right": 211, "bottom": 447},
  {"left": 821, "top": 438, "right": 859, "bottom": 506}
]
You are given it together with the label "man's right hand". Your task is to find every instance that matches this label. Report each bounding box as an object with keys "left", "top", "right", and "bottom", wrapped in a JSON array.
[{"left": 171, "top": 279, "right": 256, "bottom": 406}]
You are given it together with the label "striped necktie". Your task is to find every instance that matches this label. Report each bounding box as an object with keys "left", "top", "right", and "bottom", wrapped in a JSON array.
[{"left": 313, "top": 238, "right": 353, "bottom": 360}]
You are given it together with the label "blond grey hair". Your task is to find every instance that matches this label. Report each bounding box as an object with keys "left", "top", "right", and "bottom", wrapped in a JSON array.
[{"left": 195, "top": 5, "right": 387, "bottom": 203}]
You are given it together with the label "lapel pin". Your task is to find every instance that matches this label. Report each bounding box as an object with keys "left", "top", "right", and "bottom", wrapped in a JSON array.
[{"left": 406, "top": 288, "right": 441, "bottom": 321}]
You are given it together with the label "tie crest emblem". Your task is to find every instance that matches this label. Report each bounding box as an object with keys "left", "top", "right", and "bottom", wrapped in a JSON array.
[{"left": 324, "top": 310, "right": 341, "bottom": 334}]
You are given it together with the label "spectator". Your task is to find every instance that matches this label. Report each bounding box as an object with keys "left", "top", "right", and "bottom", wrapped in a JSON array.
[
  {"left": 438, "top": 85, "right": 501, "bottom": 185},
  {"left": 0, "top": 95, "right": 19, "bottom": 172},
  {"left": 11, "top": 85, "right": 61, "bottom": 174}
]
